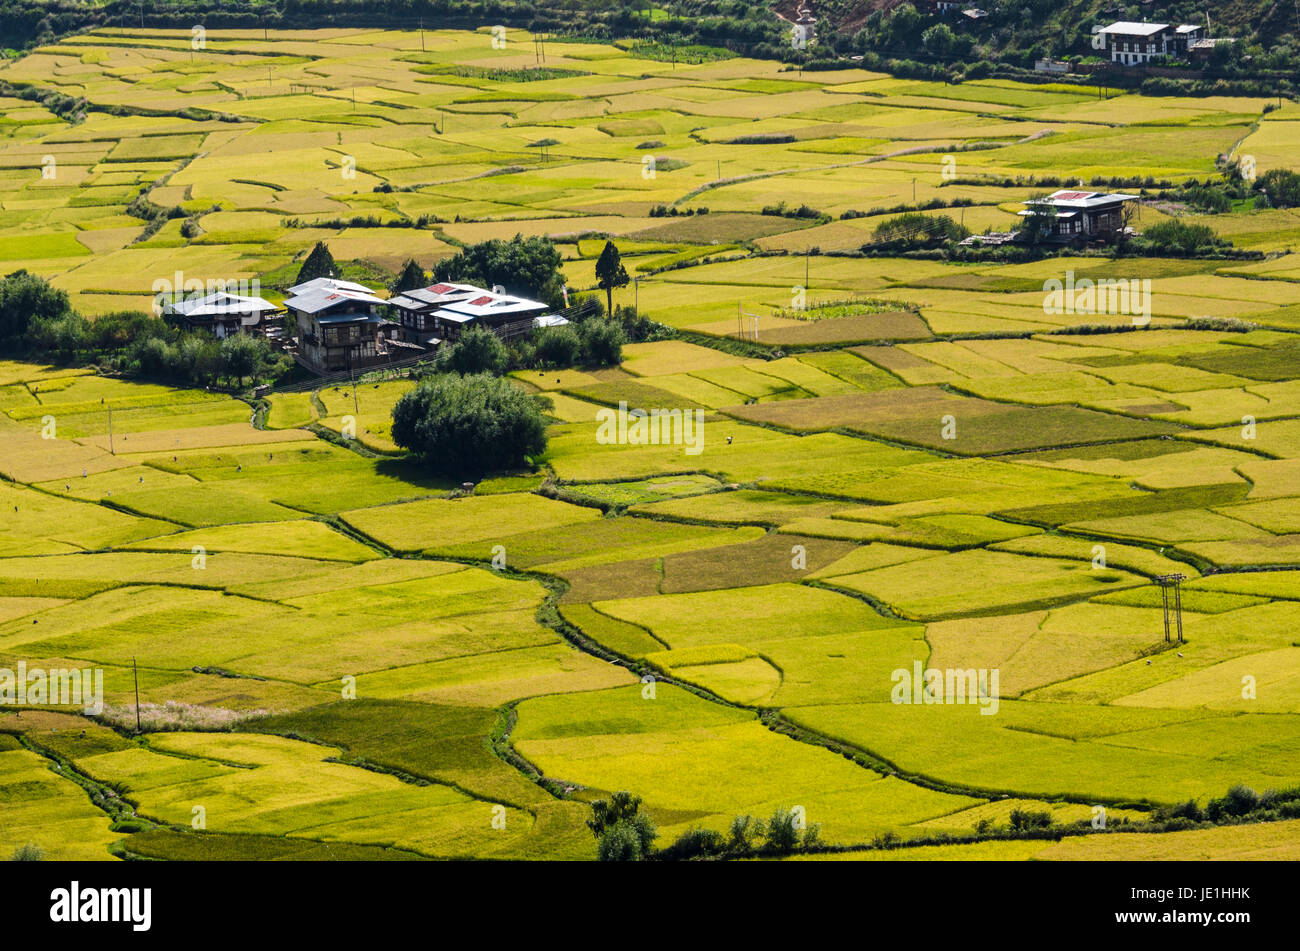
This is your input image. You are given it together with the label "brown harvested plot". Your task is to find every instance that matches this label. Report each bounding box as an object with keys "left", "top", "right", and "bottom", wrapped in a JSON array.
[
  {"left": 725, "top": 386, "right": 1180, "bottom": 454},
  {"left": 628, "top": 212, "right": 817, "bottom": 244},
  {"left": 557, "top": 557, "right": 662, "bottom": 603},
  {"left": 659, "top": 532, "right": 857, "bottom": 594},
  {"left": 757, "top": 311, "right": 931, "bottom": 346}
]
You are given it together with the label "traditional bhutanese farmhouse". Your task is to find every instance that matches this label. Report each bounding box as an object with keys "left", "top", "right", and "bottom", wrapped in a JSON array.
[
  {"left": 387, "top": 282, "right": 489, "bottom": 349},
  {"left": 1019, "top": 190, "right": 1138, "bottom": 242},
  {"left": 284, "top": 278, "right": 393, "bottom": 374},
  {"left": 388, "top": 283, "right": 551, "bottom": 347},
  {"left": 429, "top": 290, "right": 551, "bottom": 343},
  {"left": 161, "top": 290, "right": 279, "bottom": 338},
  {"left": 1092, "top": 21, "right": 1204, "bottom": 64}
]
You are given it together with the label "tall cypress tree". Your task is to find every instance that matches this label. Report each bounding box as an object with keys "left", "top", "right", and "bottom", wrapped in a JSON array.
[
  {"left": 391, "top": 258, "right": 427, "bottom": 294},
  {"left": 295, "top": 241, "right": 336, "bottom": 287},
  {"left": 594, "top": 240, "right": 629, "bottom": 316}
]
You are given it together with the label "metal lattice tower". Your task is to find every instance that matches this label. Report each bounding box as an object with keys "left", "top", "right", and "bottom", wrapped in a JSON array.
[{"left": 1155, "top": 574, "right": 1185, "bottom": 643}]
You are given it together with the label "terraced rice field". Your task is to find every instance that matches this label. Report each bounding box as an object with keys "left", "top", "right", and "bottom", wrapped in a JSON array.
[{"left": 3, "top": 27, "right": 1300, "bottom": 863}]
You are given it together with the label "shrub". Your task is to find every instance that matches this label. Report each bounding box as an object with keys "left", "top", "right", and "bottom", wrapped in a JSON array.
[
  {"left": 1181, "top": 186, "right": 1232, "bottom": 213},
  {"left": 578, "top": 318, "right": 625, "bottom": 367},
  {"left": 1257, "top": 168, "right": 1300, "bottom": 209},
  {"left": 872, "top": 212, "right": 968, "bottom": 245},
  {"left": 728, "top": 814, "right": 756, "bottom": 853},
  {"left": 436, "top": 326, "right": 509, "bottom": 376},
  {"left": 1143, "top": 219, "right": 1221, "bottom": 253},
  {"left": 1009, "top": 808, "right": 1053, "bottom": 831},
  {"left": 390, "top": 373, "right": 548, "bottom": 478},
  {"left": 765, "top": 806, "right": 802, "bottom": 854},
  {"left": 1208, "top": 785, "right": 1260, "bottom": 819},
  {"left": 659, "top": 827, "right": 725, "bottom": 861},
  {"left": 597, "top": 820, "right": 645, "bottom": 861},
  {"left": 533, "top": 325, "right": 582, "bottom": 367},
  {"left": 588, "top": 791, "right": 656, "bottom": 861},
  {"left": 10, "top": 843, "right": 43, "bottom": 861}
]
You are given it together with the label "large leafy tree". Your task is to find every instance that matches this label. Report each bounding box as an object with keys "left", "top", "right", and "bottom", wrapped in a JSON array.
[
  {"left": 1257, "top": 168, "right": 1300, "bottom": 209},
  {"left": 433, "top": 234, "right": 563, "bottom": 304},
  {"left": 294, "top": 241, "right": 336, "bottom": 287},
  {"left": 0, "top": 270, "right": 72, "bottom": 349},
  {"left": 594, "top": 241, "right": 629, "bottom": 316},
  {"left": 391, "top": 373, "right": 548, "bottom": 478},
  {"left": 587, "top": 791, "right": 657, "bottom": 862}
]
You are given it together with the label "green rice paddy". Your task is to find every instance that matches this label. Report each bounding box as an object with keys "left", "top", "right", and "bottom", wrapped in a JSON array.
[{"left": 3, "top": 27, "right": 1300, "bottom": 862}]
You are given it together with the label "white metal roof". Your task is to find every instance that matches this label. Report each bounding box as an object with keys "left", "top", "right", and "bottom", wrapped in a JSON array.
[
  {"left": 164, "top": 291, "right": 278, "bottom": 318},
  {"left": 286, "top": 276, "right": 375, "bottom": 297},
  {"left": 286, "top": 285, "right": 387, "bottom": 314},
  {"left": 1097, "top": 21, "right": 1170, "bottom": 36},
  {"left": 388, "top": 283, "right": 487, "bottom": 311},
  {"left": 1025, "top": 190, "right": 1139, "bottom": 209},
  {"left": 438, "top": 293, "right": 548, "bottom": 318}
]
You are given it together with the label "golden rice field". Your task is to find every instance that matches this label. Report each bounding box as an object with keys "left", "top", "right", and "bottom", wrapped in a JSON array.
[{"left": 2, "top": 27, "right": 1300, "bottom": 862}]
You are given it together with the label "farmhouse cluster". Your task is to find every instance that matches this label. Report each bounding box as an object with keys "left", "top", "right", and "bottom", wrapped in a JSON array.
[
  {"left": 163, "top": 276, "right": 567, "bottom": 375},
  {"left": 960, "top": 190, "right": 1139, "bottom": 248},
  {"left": 1095, "top": 20, "right": 1243, "bottom": 67}
]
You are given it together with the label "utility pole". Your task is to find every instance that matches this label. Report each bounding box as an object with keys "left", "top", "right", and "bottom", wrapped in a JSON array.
[
  {"left": 132, "top": 657, "right": 142, "bottom": 734},
  {"left": 1156, "top": 574, "right": 1185, "bottom": 643},
  {"left": 805, "top": 247, "right": 810, "bottom": 292},
  {"left": 350, "top": 358, "right": 359, "bottom": 417},
  {"left": 107, "top": 406, "right": 114, "bottom": 455}
]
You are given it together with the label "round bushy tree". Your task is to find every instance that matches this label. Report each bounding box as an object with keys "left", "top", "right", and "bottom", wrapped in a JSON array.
[
  {"left": 436, "top": 326, "right": 509, "bottom": 376},
  {"left": 533, "top": 325, "right": 581, "bottom": 367},
  {"left": 0, "top": 270, "right": 72, "bottom": 348},
  {"left": 596, "top": 822, "right": 644, "bottom": 862},
  {"left": 391, "top": 373, "right": 547, "bottom": 478},
  {"left": 578, "top": 318, "right": 625, "bottom": 367}
]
